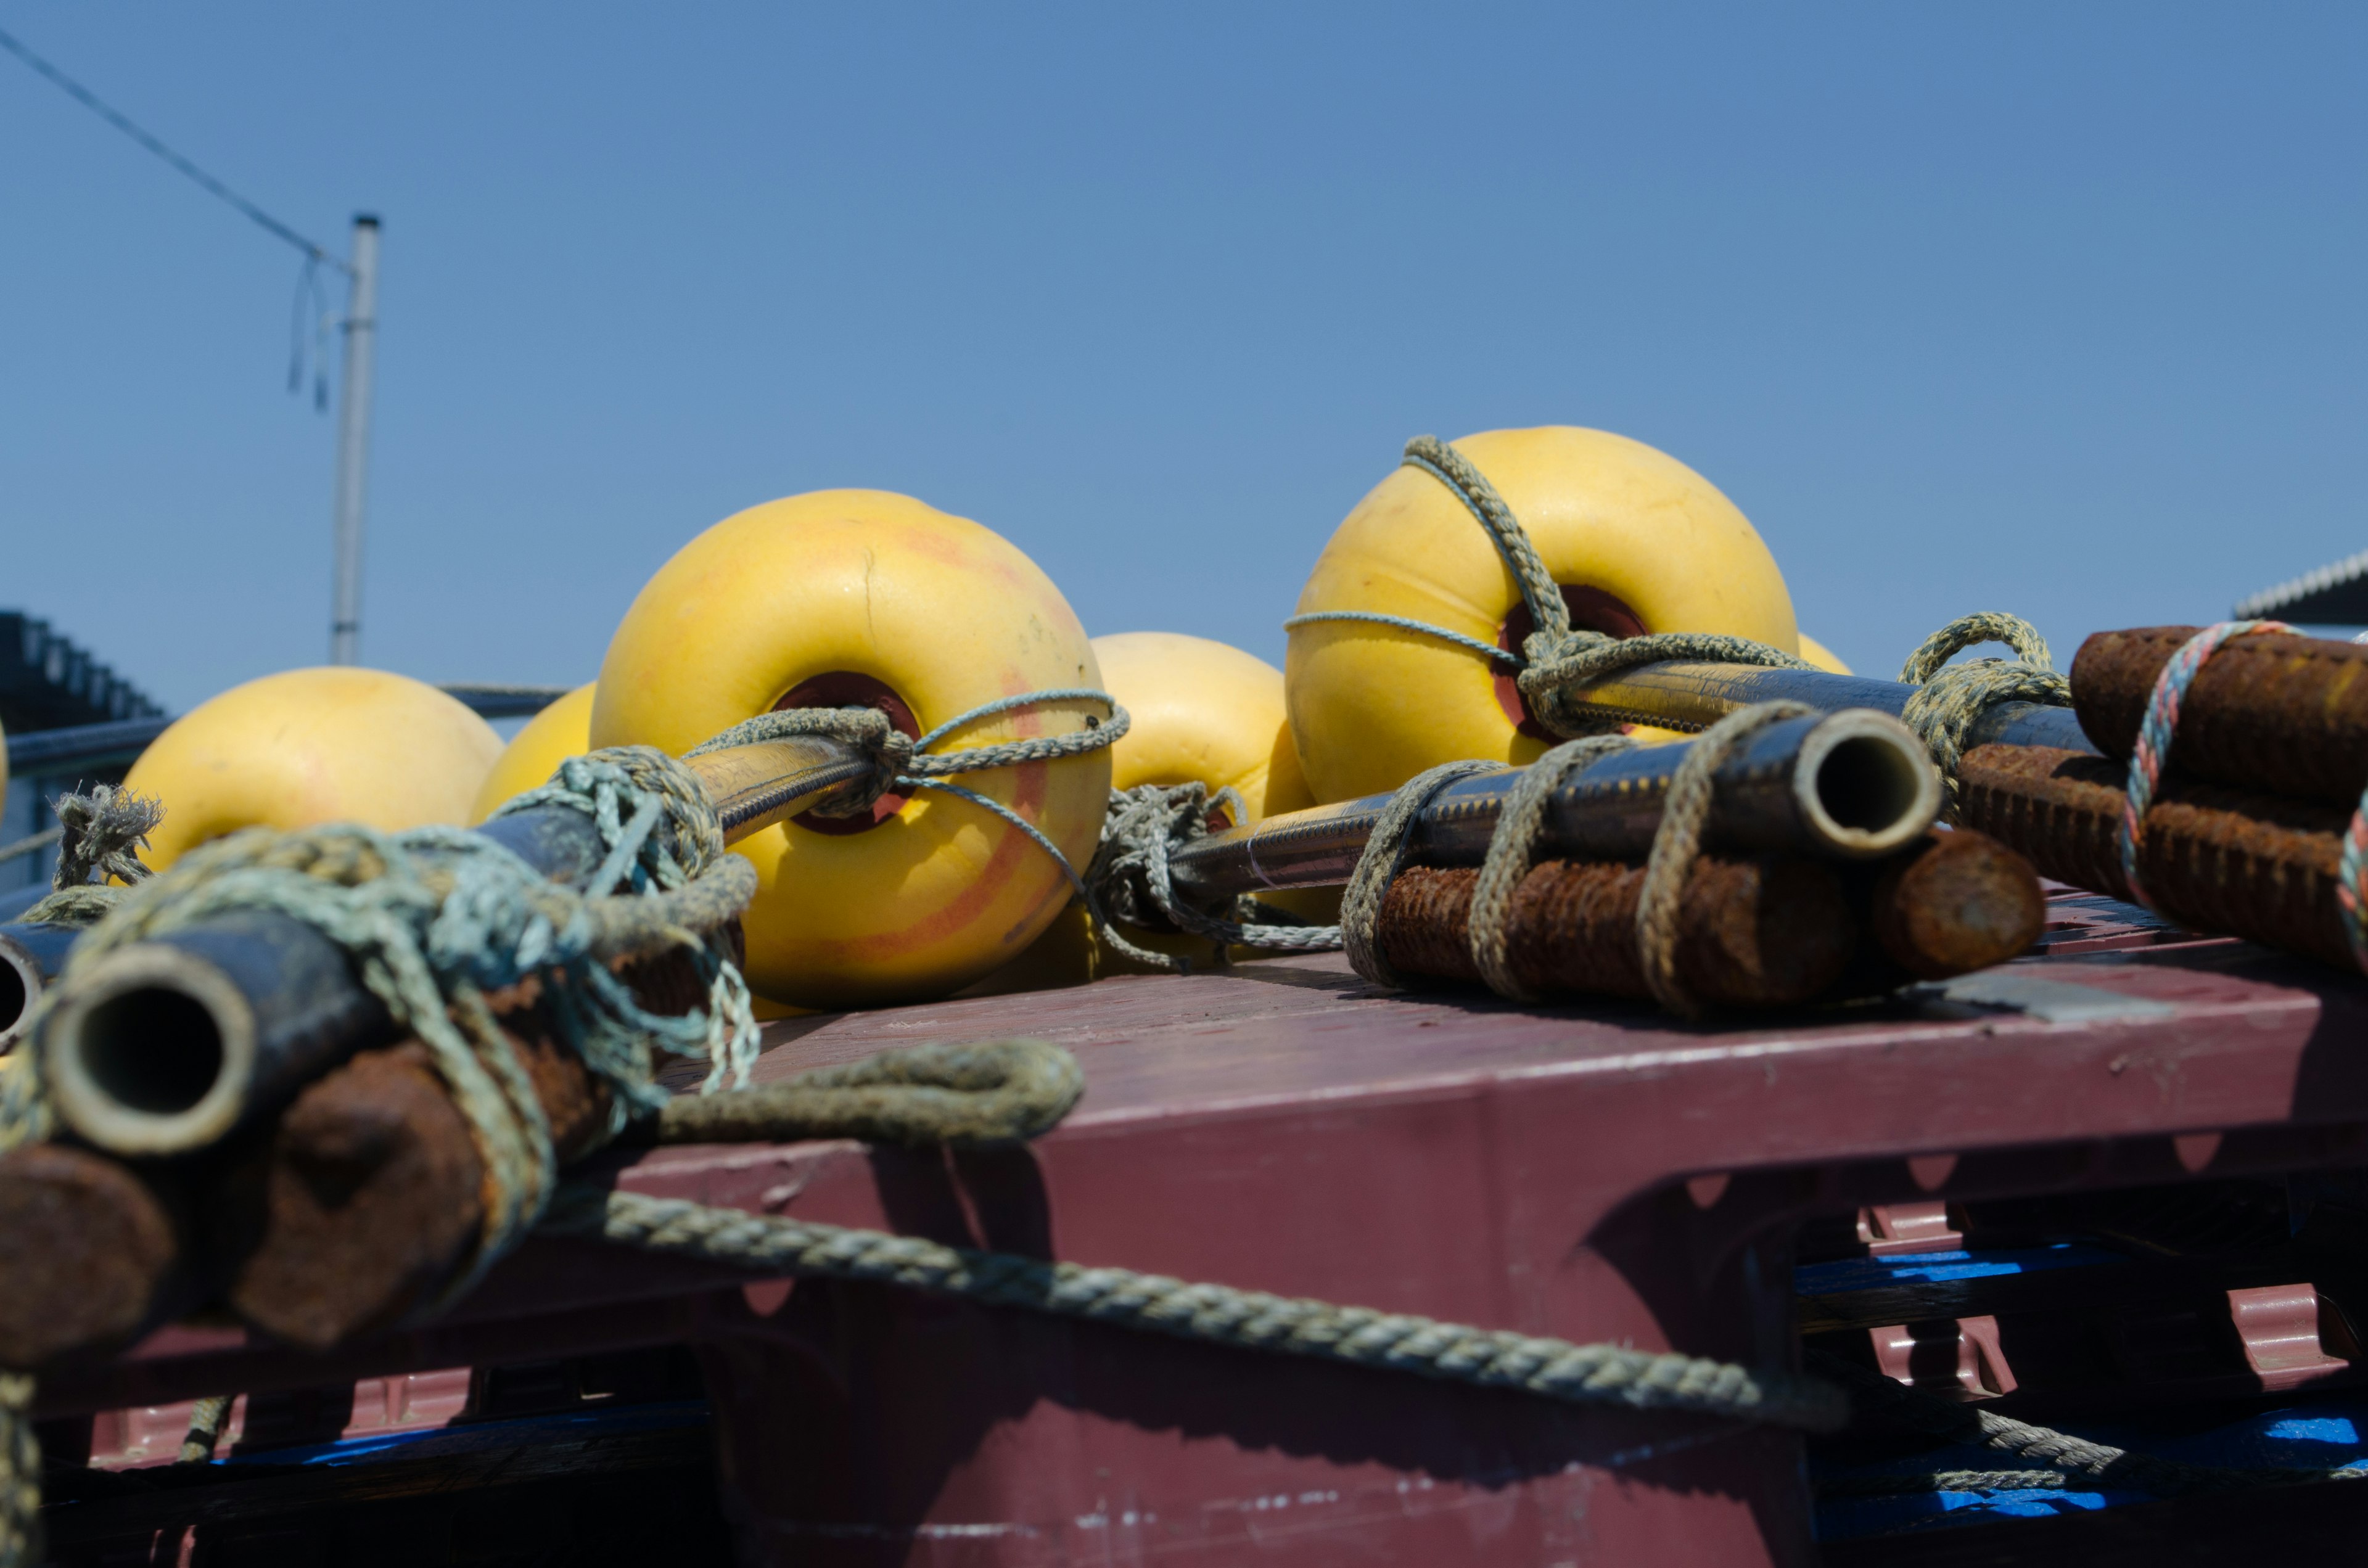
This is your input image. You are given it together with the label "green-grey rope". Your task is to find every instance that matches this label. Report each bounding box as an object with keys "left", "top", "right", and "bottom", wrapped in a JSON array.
[
  {"left": 1081, "top": 783, "right": 1344, "bottom": 973},
  {"left": 1466, "top": 735, "right": 1635, "bottom": 1002},
  {"left": 1340, "top": 759, "right": 1507, "bottom": 989},
  {"left": 1285, "top": 436, "right": 1812, "bottom": 740},
  {"left": 0, "top": 828, "right": 59, "bottom": 868},
  {"left": 0, "top": 1371, "right": 34, "bottom": 1568},
  {"left": 35, "top": 745, "right": 763, "bottom": 1307},
  {"left": 1635, "top": 702, "right": 1816, "bottom": 1018},
  {"left": 650, "top": 1038, "right": 1083, "bottom": 1149},
  {"left": 17, "top": 785, "right": 163, "bottom": 928},
  {"left": 1812, "top": 1349, "right": 2368, "bottom": 1500},
  {"left": 687, "top": 689, "right": 1127, "bottom": 900},
  {"left": 176, "top": 1394, "right": 232, "bottom": 1464},
  {"left": 1895, "top": 612, "right": 2073, "bottom": 817},
  {"left": 539, "top": 1182, "right": 1848, "bottom": 1434}
]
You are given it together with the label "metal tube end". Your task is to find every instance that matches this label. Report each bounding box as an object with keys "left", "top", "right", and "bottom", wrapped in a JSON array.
[
  {"left": 39, "top": 946, "right": 257, "bottom": 1156},
  {"left": 1793, "top": 710, "right": 1942, "bottom": 858},
  {"left": 0, "top": 935, "right": 41, "bottom": 1055}
]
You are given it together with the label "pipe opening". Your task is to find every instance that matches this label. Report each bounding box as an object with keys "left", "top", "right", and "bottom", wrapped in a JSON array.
[
  {"left": 0, "top": 956, "right": 26, "bottom": 1045},
  {"left": 74, "top": 987, "right": 226, "bottom": 1116},
  {"left": 1814, "top": 734, "right": 1928, "bottom": 836}
]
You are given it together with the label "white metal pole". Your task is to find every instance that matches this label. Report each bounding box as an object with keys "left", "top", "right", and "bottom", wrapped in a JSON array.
[{"left": 328, "top": 214, "right": 380, "bottom": 666}]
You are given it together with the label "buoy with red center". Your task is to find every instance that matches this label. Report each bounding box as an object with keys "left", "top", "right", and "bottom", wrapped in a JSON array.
[
  {"left": 590, "top": 490, "right": 1111, "bottom": 1011},
  {"left": 123, "top": 668, "right": 504, "bottom": 872},
  {"left": 1285, "top": 427, "right": 1800, "bottom": 803},
  {"left": 467, "top": 683, "right": 596, "bottom": 824}
]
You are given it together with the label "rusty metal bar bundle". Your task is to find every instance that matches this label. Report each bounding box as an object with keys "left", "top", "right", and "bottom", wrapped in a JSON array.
[
  {"left": 1372, "top": 829, "right": 2045, "bottom": 1009},
  {"left": 1956, "top": 743, "right": 2353, "bottom": 968},
  {"left": 2071, "top": 625, "right": 2368, "bottom": 808}
]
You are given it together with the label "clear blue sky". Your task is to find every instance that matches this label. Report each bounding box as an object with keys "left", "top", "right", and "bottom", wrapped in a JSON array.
[{"left": 3, "top": 3, "right": 2363, "bottom": 713}]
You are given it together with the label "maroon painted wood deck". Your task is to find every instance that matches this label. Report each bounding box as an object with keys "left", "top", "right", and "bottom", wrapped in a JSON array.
[{"left": 38, "top": 906, "right": 2368, "bottom": 1565}]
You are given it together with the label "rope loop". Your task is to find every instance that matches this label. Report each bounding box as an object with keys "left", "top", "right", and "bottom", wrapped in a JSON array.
[
  {"left": 1286, "top": 437, "right": 1810, "bottom": 742},
  {"left": 1340, "top": 759, "right": 1507, "bottom": 988},
  {"left": 1635, "top": 701, "right": 1817, "bottom": 1018},
  {"left": 1895, "top": 612, "right": 2073, "bottom": 816},
  {"left": 1466, "top": 735, "right": 1635, "bottom": 1001},
  {"left": 1082, "top": 783, "right": 1343, "bottom": 972},
  {"left": 17, "top": 784, "right": 165, "bottom": 928},
  {"left": 653, "top": 1037, "right": 1085, "bottom": 1148}
]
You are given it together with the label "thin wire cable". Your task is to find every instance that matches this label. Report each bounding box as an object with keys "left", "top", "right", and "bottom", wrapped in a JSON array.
[{"left": 0, "top": 23, "right": 348, "bottom": 271}]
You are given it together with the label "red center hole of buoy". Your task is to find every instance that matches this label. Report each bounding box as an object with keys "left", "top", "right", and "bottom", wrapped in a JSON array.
[
  {"left": 773, "top": 671, "right": 921, "bottom": 836},
  {"left": 1495, "top": 585, "right": 1646, "bottom": 741}
]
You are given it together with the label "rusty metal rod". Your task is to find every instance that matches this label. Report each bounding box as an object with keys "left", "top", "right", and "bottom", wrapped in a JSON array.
[
  {"left": 1548, "top": 660, "right": 2095, "bottom": 753},
  {"left": 35, "top": 736, "right": 869, "bottom": 1159},
  {"left": 2071, "top": 625, "right": 2368, "bottom": 808},
  {"left": 228, "top": 941, "right": 720, "bottom": 1350},
  {"left": 1851, "top": 829, "right": 2047, "bottom": 983},
  {"left": 1956, "top": 742, "right": 2353, "bottom": 968},
  {"left": 1375, "top": 856, "right": 1857, "bottom": 1008},
  {"left": 1172, "top": 708, "right": 1941, "bottom": 901}
]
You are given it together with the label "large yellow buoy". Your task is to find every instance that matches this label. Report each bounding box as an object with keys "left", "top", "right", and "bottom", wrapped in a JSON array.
[
  {"left": 467, "top": 683, "right": 596, "bottom": 824},
  {"left": 124, "top": 668, "right": 504, "bottom": 872},
  {"left": 1286, "top": 427, "right": 1799, "bottom": 803},
  {"left": 591, "top": 490, "right": 1110, "bottom": 1011}
]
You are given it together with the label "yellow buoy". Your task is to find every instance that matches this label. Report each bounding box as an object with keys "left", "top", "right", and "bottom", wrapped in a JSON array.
[
  {"left": 125, "top": 668, "right": 504, "bottom": 873},
  {"left": 1286, "top": 427, "right": 1799, "bottom": 803},
  {"left": 987, "top": 633, "right": 1334, "bottom": 989},
  {"left": 591, "top": 490, "right": 1110, "bottom": 1011},
  {"left": 1798, "top": 633, "right": 1852, "bottom": 676},
  {"left": 467, "top": 683, "right": 597, "bottom": 824}
]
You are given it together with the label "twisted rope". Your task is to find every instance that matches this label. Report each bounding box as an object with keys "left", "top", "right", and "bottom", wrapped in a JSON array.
[
  {"left": 1465, "top": 735, "right": 1635, "bottom": 1001},
  {"left": 1285, "top": 436, "right": 1811, "bottom": 742},
  {"left": 1340, "top": 760, "right": 1506, "bottom": 989},
  {"left": 17, "top": 785, "right": 164, "bottom": 927},
  {"left": 541, "top": 1184, "right": 1847, "bottom": 1433},
  {"left": 1896, "top": 612, "right": 2073, "bottom": 817},
  {"left": 1082, "top": 783, "right": 1343, "bottom": 972},
  {"left": 1635, "top": 702, "right": 1816, "bottom": 1017},
  {"left": 1814, "top": 1349, "right": 2367, "bottom": 1499},
  {"left": 176, "top": 1394, "right": 232, "bottom": 1464},
  {"left": 0, "top": 1373, "right": 33, "bottom": 1568}
]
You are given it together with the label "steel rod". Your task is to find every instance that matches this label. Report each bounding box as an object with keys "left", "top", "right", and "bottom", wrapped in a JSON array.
[
  {"left": 1174, "top": 709, "right": 1941, "bottom": 901},
  {"left": 1547, "top": 661, "right": 2096, "bottom": 753}
]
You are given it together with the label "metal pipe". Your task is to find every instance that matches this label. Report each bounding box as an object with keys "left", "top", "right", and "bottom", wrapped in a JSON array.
[
  {"left": 36, "top": 734, "right": 873, "bottom": 1157},
  {"left": 328, "top": 215, "right": 380, "bottom": 666},
  {"left": 0, "top": 921, "right": 75, "bottom": 1054},
  {"left": 1174, "top": 709, "right": 1941, "bottom": 901},
  {"left": 1551, "top": 661, "right": 2095, "bottom": 754}
]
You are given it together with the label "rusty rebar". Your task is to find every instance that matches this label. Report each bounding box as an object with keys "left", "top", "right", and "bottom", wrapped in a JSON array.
[
  {"left": 1375, "top": 856, "right": 1856, "bottom": 1009},
  {"left": 224, "top": 942, "right": 720, "bottom": 1350},
  {"left": 1956, "top": 743, "right": 2351, "bottom": 967},
  {"left": 2071, "top": 626, "right": 2368, "bottom": 808},
  {"left": 1855, "top": 829, "right": 2046, "bottom": 982}
]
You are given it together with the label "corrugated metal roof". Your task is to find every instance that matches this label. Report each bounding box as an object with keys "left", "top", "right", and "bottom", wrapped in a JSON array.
[{"left": 2234, "top": 549, "right": 2368, "bottom": 623}]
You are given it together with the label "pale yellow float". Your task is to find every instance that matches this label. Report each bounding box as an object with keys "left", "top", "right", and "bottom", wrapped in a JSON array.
[
  {"left": 123, "top": 668, "right": 503, "bottom": 872},
  {"left": 985, "top": 632, "right": 1334, "bottom": 990},
  {"left": 1286, "top": 426, "right": 1800, "bottom": 803},
  {"left": 591, "top": 490, "right": 1110, "bottom": 1011},
  {"left": 467, "top": 683, "right": 597, "bottom": 824}
]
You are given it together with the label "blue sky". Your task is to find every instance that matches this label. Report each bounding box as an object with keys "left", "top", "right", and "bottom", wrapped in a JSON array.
[{"left": 2, "top": 3, "right": 2364, "bottom": 712}]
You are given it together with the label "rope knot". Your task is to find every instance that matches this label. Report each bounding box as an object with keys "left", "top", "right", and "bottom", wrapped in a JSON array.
[
  {"left": 1083, "top": 784, "right": 1341, "bottom": 972},
  {"left": 685, "top": 706, "right": 915, "bottom": 819}
]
